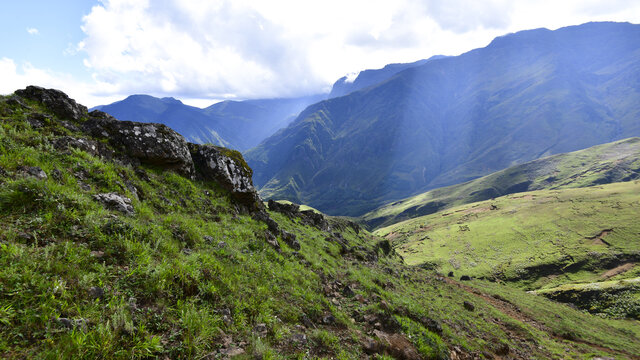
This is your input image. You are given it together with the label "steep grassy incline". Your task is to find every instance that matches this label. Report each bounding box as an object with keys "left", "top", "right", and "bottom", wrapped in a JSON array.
[
  {"left": 362, "top": 137, "right": 640, "bottom": 229},
  {"left": 2, "top": 88, "right": 640, "bottom": 359},
  {"left": 376, "top": 182, "right": 640, "bottom": 318}
]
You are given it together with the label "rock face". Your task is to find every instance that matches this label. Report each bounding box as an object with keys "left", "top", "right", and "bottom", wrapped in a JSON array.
[
  {"left": 16, "top": 166, "right": 47, "bottom": 180},
  {"left": 189, "top": 144, "right": 262, "bottom": 211},
  {"left": 53, "top": 136, "right": 101, "bottom": 157},
  {"left": 16, "top": 85, "right": 87, "bottom": 122},
  {"left": 83, "top": 110, "right": 195, "bottom": 178}
]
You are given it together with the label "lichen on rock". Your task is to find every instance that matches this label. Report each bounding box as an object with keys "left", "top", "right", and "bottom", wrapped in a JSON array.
[
  {"left": 189, "top": 143, "right": 263, "bottom": 212},
  {"left": 15, "top": 85, "right": 87, "bottom": 122},
  {"left": 93, "top": 193, "right": 134, "bottom": 215},
  {"left": 83, "top": 110, "right": 195, "bottom": 178}
]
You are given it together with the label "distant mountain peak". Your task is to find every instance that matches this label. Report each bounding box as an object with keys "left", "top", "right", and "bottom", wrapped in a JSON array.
[
  {"left": 160, "top": 97, "right": 183, "bottom": 104},
  {"left": 329, "top": 55, "right": 447, "bottom": 98},
  {"left": 94, "top": 93, "right": 325, "bottom": 151}
]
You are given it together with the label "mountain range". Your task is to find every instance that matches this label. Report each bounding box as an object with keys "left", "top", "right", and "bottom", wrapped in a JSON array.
[
  {"left": 245, "top": 21, "right": 640, "bottom": 216},
  {"left": 5, "top": 21, "right": 640, "bottom": 357},
  {"left": 94, "top": 94, "right": 324, "bottom": 151},
  {"left": 93, "top": 55, "right": 447, "bottom": 151}
]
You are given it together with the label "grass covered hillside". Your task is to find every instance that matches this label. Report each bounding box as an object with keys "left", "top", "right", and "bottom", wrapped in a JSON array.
[
  {"left": 2, "top": 87, "right": 640, "bottom": 359},
  {"left": 362, "top": 138, "right": 640, "bottom": 229},
  {"left": 376, "top": 182, "right": 640, "bottom": 319}
]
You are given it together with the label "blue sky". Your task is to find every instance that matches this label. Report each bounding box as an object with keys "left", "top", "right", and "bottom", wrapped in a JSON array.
[
  {"left": 0, "top": 1, "right": 95, "bottom": 79},
  {"left": 2, "top": 0, "right": 640, "bottom": 107}
]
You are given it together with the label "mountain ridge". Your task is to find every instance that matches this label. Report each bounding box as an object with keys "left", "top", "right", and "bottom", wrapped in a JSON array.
[
  {"left": 94, "top": 55, "right": 453, "bottom": 152},
  {"left": 94, "top": 93, "right": 326, "bottom": 151},
  {"left": 246, "top": 21, "right": 640, "bottom": 216},
  {"left": 361, "top": 137, "right": 640, "bottom": 229},
  {"left": 328, "top": 55, "right": 447, "bottom": 98}
]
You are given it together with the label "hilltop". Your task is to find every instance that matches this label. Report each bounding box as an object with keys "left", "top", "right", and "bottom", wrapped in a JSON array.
[{"left": 2, "top": 86, "right": 640, "bottom": 358}]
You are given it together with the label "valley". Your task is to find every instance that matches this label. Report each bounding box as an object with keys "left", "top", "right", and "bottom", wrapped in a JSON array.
[{"left": 376, "top": 181, "right": 640, "bottom": 319}]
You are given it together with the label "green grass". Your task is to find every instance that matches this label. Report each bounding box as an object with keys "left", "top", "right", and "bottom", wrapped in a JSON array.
[
  {"left": 362, "top": 137, "right": 640, "bottom": 229},
  {"left": 376, "top": 182, "right": 640, "bottom": 288},
  {"left": 2, "top": 91, "right": 640, "bottom": 359},
  {"left": 468, "top": 280, "right": 640, "bottom": 356},
  {"left": 532, "top": 278, "right": 640, "bottom": 319}
]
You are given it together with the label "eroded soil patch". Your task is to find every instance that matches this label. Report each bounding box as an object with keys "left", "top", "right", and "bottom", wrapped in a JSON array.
[
  {"left": 600, "top": 262, "right": 635, "bottom": 279},
  {"left": 587, "top": 229, "right": 613, "bottom": 246}
]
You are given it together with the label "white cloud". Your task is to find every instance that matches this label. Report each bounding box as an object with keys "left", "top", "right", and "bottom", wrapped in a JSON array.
[
  {"left": 424, "top": 0, "right": 515, "bottom": 33},
  {"left": 79, "top": 0, "right": 321, "bottom": 100},
  {"left": 72, "top": 0, "right": 640, "bottom": 103},
  {"left": 26, "top": 27, "right": 39, "bottom": 35},
  {"left": 0, "top": 57, "right": 123, "bottom": 107},
  {"left": 344, "top": 72, "right": 359, "bottom": 83}
]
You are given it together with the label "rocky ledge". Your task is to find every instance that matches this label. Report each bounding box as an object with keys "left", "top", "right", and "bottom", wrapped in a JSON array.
[{"left": 10, "top": 86, "right": 263, "bottom": 213}]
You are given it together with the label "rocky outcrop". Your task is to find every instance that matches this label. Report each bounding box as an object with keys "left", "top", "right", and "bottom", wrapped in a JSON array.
[
  {"left": 83, "top": 110, "right": 195, "bottom": 178},
  {"left": 189, "top": 144, "right": 262, "bottom": 211},
  {"left": 53, "top": 136, "right": 102, "bottom": 157},
  {"left": 15, "top": 85, "right": 87, "bottom": 122},
  {"left": 13, "top": 86, "right": 266, "bottom": 215},
  {"left": 370, "top": 330, "right": 421, "bottom": 360},
  {"left": 267, "top": 199, "right": 329, "bottom": 231}
]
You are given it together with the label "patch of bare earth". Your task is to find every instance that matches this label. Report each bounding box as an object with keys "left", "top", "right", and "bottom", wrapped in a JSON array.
[
  {"left": 384, "top": 232, "right": 401, "bottom": 241},
  {"left": 587, "top": 229, "right": 613, "bottom": 246},
  {"left": 509, "top": 194, "right": 535, "bottom": 200},
  {"left": 600, "top": 262, "right": 635, "bottom": 280},
  {"left": 459, "top": 206, "right": 493, "bottom": 215}
]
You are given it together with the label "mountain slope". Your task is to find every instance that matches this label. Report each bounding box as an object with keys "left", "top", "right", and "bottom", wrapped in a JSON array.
[
  {"left": 95, "top": 55, "right": 450, "bottom": 151},
  {"left": 362, "top": 137, "right": 640, "bottom": 229},
  {"left": 3, "top": 87, "right": 640, "bottom": 358},
  {"left": 203, "top": 94, "right": 325, "bottom": 151},
  {"left": 375, "top": 181, "right": 640, "bottom": 318},
  {"left": 246, "top": 22, "right": 640, "bottom": 216},
  {"left": 95, "top": 94, "right": 324, "bottom": 151}
]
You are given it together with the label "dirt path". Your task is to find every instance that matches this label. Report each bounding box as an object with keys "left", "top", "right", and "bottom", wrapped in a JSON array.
[
  {"left": 443, "top": 277, "right": 640, "bottom": 359},
  {"left": 443, "top": 277, "right": 549, "bottom": 332}
]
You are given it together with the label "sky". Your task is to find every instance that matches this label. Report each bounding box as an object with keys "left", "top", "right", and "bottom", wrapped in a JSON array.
[{"left": 1, "top": 0, "right": 640, "bottom": 108}]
